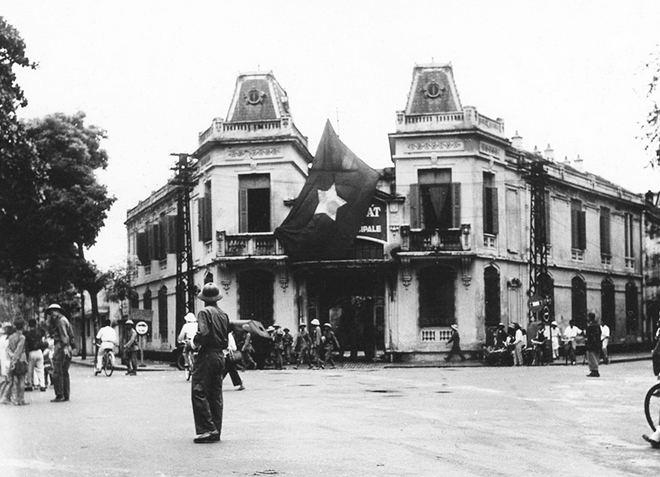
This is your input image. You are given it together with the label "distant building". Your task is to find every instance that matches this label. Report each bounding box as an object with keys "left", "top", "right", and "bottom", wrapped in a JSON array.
[{"left": 126, "top": 65, "right": 647, "bottom": 361}]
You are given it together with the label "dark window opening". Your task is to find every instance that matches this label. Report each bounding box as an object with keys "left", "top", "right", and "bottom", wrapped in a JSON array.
[
  {"left": 238, "top": 269, "right": 274, "bottom": 327},
  {"left": 418, "top": 266, "right": 455, "bottom": 327},
  {"left": 571, "top": 276, "right": 587, "bottom": 329},
  {"left": 601, "top": 278, "right": 615, "bottom": 332},
  {"left": 158, "top": 286, "right": 168, "bottom": 341},
  {"left": 484, "top": 266, "right": 501, "bottom": 327},
  {"left": 247, "top": 188, "right": 271, "bottom": 232}
]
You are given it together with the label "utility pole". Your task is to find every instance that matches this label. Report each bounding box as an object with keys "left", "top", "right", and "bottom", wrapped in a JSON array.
[
  {"left": 170, "top": 153, "right": 197, "bottom": 336},
  {"left": 520, "top": 157, "right": 552, "bottom": 320}
]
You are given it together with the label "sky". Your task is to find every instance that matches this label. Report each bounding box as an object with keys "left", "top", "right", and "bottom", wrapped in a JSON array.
[{"left": 2, "top": 0, "right": 660, "bottom": 270}]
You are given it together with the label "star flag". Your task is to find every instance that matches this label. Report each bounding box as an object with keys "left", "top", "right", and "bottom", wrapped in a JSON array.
[{"left": 274, "top": 120, "right": 380, "bottom": 261}]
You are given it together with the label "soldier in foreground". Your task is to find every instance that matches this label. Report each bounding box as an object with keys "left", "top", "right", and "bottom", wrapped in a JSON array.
[{"left": 191, "top": 283, "right": 229, "bottom": 444}]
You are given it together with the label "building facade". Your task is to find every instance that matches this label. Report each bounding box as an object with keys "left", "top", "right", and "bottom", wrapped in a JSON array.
[{"left": 126, "top": 65, "right": 647, "bottom": 361}]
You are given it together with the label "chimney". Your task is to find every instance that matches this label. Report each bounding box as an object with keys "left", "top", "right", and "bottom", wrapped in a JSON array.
[
  {"left": 511, "top": 131, "right": 523, "bottom": 150},
  {"left": 573, "top": 154, "right": 584, "bottom": 173},
  {"left": 544, "top": 144, "right": 554, "bottom": 161}
]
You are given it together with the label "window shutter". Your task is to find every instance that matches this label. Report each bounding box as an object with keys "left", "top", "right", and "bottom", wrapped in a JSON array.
[
  {"left": 571, "top": 208, "right": 579, "bottom": 249},
  {"left": 165, "top": 215, "right": 177, "bottom": 254},
  {"left": 452, "top": 182, "right": 461, "bottom": 229},
  {"left": 490, "top": 187, "right": 499, "bottom": 234},
  {"left": 202, "top": 194, "right": 212, "bottom": 242},
  {"left": 197, "top": 198, "right": 204, "bottom": 241},
  {"left": 136, "top": 232, "right": 149, "bottom": 265},
  {"left": 239, "top": 188, "right": 248, "bottom": 233},
  {"left": 152, "top": 223, "right": 162, "bottom": 260},
  {"left": 145, "top": 227, "right": 154, "bottom": 262}
]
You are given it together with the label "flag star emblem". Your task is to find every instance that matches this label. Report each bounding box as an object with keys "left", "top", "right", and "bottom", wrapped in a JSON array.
[{"left": 315, "top": 183, "right": 346, "bottom": 221}]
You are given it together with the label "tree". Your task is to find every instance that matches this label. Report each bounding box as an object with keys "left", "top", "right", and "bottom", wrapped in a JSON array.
[
  {"left": 645, "top": 50, "right": 660, "bottom": 166},
  {"left": 0, "top": 17, "right": 39, "bottom": 277}
]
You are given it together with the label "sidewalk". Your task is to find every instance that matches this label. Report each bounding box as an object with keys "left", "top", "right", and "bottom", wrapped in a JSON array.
[
  {"left": 71, "top": 356, "right": 175, "bottom": 372},
  {"left": 71, "top": 349, "right": 651, "bottom": 371}
]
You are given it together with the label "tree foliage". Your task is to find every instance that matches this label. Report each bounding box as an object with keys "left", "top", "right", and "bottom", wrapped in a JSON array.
[{"left": 645, "top": 50, "right": 660, "bottom": 166}]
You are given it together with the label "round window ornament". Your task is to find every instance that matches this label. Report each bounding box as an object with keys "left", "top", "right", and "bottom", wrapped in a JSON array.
[
  {"left": 425, "top": 82, "right": 444, "bottom": 99},
  {"left": 246, "top": 89, "right": 265, "bottom": 105}
]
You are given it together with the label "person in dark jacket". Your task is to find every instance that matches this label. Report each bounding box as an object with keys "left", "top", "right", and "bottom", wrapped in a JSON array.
[
  {"left": 191, "top": 283, "right": 229, "bottom": 444},
  {"left": 123, "top": 320, "right": 139, "bottom": 376},
  {"left": 585, "top": 312, "right": 602, "bottom": 377},
  {"left": 445, "top": 324, "right": 466, "bottom": 362},
  {"left": 293, "top": 324, "right": 312, "bottom": 370}
]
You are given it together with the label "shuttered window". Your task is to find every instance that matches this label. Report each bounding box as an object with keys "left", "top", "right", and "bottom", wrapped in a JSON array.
[
  {"left": 136, "top": 231, "right": 150, "bottom": 265},
  {"left": 571, "top": 200, "right": 586, "bottom": 250},
  {"left": 411, "top": 169, "right": 460, "bottom": 230},
  {"left": 239, "top": 174, "right": 271, "bottom": 233},
  {"left": 600, "top": 207, "right": 611, "bottom": 255},
  {"left": 418, "top": 266, "right": 455, "bottom": 327},
  {"left": 198, "top": 181, "right": 213, "bottom": 242}
]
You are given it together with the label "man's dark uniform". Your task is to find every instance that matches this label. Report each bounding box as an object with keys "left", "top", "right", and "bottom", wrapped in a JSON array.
[{"left": 191, "top": 283, "right": 229, "bottom": 443}]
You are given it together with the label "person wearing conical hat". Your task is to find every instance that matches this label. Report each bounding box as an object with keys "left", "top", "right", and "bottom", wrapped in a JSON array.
[
  {"left": 191, "top": 282, "right": 229, "bottom": 444},
  {"left": 322, "top": 323, "right": 340, "bottom": 369},
  {"left": 45, "top": 304, "right": 74, "bottom": 402}
]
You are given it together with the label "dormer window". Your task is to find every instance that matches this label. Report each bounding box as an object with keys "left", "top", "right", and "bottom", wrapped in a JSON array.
[
  {"left": 246, "top": 89, "right": 265, "bottom": 105},
  {"left": 425, "top": 82, "right": 445, "bottom": 99}
]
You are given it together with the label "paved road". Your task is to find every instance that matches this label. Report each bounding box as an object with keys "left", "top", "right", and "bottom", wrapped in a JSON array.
[{"left": 1, "top": 360, "right": 659, "bottom": 476}]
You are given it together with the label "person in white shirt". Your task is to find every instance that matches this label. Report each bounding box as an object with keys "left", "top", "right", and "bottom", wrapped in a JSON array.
[
  {"left": 513, "top": 324, "right": 525, "bottom": 366},
  {"left": 177, "top": 313, "right": 198, "bottom": 369},
  {"left": 94, "top": 320, "right": 118, "bottom": 375},
  {"left": 600, "top": 322, "right": 611, "bottom": 364},
  {"left": 563, "top": 321, "right": 582, "bottom": 365}
]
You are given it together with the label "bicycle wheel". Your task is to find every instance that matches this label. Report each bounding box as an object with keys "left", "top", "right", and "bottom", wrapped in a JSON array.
[
  {"left": 185, "top": 361, "right": 192, "bottom": 381},
  {"left": 644, "top": 382, "right": 660, "bottom": 431},
  {"left": 104, "top": 352, "right": 114, "bottom": 377}
]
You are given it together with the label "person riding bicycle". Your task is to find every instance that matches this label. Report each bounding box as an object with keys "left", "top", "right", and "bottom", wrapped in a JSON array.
[
  {"left": 177, "top": 313, "right": 198, "bottom": 369},
  {"left": 94, "top": 319, "right": 118, "bottom": 376}
]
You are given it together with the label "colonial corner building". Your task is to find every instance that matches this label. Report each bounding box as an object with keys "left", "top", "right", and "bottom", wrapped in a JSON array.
[{"left": 124, "top": 64, "right": 655, "bottom": 363}]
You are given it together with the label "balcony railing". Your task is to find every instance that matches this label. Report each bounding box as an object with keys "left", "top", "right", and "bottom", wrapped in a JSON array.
[
  {"left": 216, "top": 232, "right": 284, "bottom": 257},
  {"left": 198, "top": 117, "right": 308, "bottom": 148},
  {"left": 395, "top": 106, "right": 505, "bottom": 138},
  {"left": 400, "top": 224, "right": 471, "bottom": 252}
]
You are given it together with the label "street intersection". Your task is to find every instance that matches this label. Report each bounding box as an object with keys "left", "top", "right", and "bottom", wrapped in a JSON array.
[{"left": 1, "top": 358, "right": 659, "bottom": 476}]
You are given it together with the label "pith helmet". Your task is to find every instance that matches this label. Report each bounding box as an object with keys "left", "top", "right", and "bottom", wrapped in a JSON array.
[
  {"left": 184, "top": 313, "right": 197, "bottom": 323},
  {"left": 198, "top": 283, "right": 222, "bottom": 303},
  {"left": 311, "top": 319, "right": 320, "bottom": 326},
  {"left": 125, "top": 319, "right": 135, "bottom": 326},
  {"left": 46, "top": 304, "right": 63, "bottom": 313}
]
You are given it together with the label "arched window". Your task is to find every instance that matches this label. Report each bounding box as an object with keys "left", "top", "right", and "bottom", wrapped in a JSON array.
[
  {"left": 418, "top": 266, "right": 455, "bottom": 327},
  {"left": 601, "top": 278, "right": 615, "bottom": 332},
  {"left": 159, "top": 286, "right": 168, "bottom": 341},
  {"left": 626, "top": 281, "right": 639, "bottom": 334},
  {"left": 238, "top": 269, "right": 274, "bottom": 326},
  {"left": 537, "top": 272, "right": 555, "bottom": 318},
  {"left": 143, "top": 289, "right": 152, "bottom": 310},
  {"left": 484, "top": 266, "right": 501, "bottom": 327},
  {"left": 571, "top": 276, "right": 587, "bottom": 329}
]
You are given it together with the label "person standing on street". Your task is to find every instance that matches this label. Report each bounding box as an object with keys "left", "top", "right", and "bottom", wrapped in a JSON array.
[
  {"left": 563, "top": 320, "right": 582, "bottom": 365},
  {"left": 123, "top": 320, "right": 139, "bottom": 376},
  {"left": 95, "top": 319, "right": 118, "bottom": 376},
  {"left": 24, "top": 318, "right": 46, "bottom": 392},
  {"left": 293, "top": 323, "right": 312, "bottom": 370},
  {"left": 223, "top": 331, "right": 244, "bottom": 391},
  {"left": 585, "top": 312, "right": 601, "bottom": 377},
  {"left": 178, "top": 313, "right": 198, "bottom": 370},
  {"left": 310, "top": 319, "right": 323, "bottom": 369},
  {"left": 600, "top": 321, "right": 610, "bottom": 364},
  {"left": 0, "top": 319, "right": 28, "bottom": 405},
  {"left": 191, "top": 282, "right": 229, "bottom": 444},
  {"left": 240, "top": 324, "right": 257, "bottom": 370},
  {"left": 322, "top": 323, "right": 340, "bottom": 369},
  {"left": 46, "top": 304, "right": 73, "bottom": 403}
]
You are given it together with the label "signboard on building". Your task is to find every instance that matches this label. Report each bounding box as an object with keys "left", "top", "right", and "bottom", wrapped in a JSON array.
[
  {"left": 358, "top": 198, "right": 387, "bottom": 242},
  {"left": 129, "top": 308, "right": 153, "bottom": 322}
]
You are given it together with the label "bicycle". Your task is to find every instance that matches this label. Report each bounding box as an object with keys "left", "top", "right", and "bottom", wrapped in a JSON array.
[
  {"left": 178, "top": 342, "right": 196, "bottom": 381},
  {"left": 644, "top": 382, "right": 660, "bottom": 431},
  {"left": 99, "top": 348, "right": 115, "bottom": 377}
]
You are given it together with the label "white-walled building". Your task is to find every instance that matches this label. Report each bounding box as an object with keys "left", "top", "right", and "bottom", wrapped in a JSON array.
[{"left": 126, "top": 65, "right": 646, "bottom": 361}]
